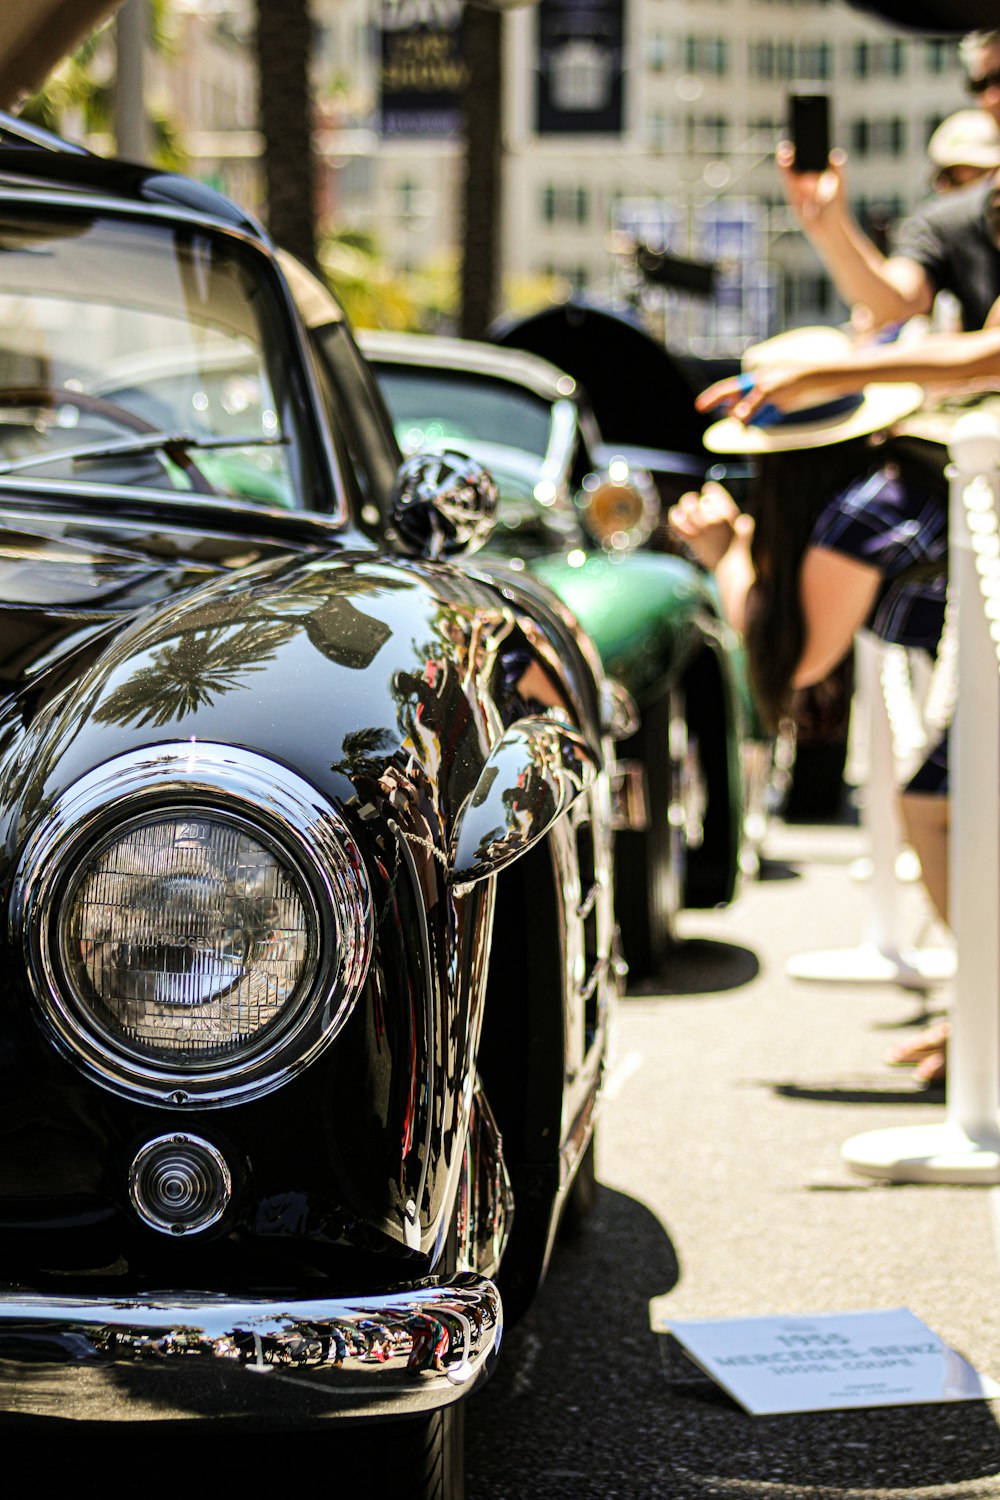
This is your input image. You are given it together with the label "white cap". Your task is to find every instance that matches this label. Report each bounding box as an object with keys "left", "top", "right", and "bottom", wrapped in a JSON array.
[{"left": 927, "top": 110, "right": 1000, "bottom": 170}]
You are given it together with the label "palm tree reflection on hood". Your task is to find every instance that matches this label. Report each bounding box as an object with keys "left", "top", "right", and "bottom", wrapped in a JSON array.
[
  {"left": 94, "top": 621, "right": 296, "bottom": 729},
  {"left": 92, "top": 566, "right": 414, "bottom": 730}
]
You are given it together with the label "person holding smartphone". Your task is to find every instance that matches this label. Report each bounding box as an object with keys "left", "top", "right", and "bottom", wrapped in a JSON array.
[{"left": 779, "top": 32, "right": 1000, "bottom": 335}]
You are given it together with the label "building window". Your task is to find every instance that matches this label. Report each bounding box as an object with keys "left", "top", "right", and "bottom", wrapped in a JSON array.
[
  {"left": 855, "top": 197, "right": 906, "bottom": 249},
  {"left": 874, "top": 117, "right": 907, "bottom": 155},
  {"left": 787, "top": 271, "right": 834, "bottom": 317},
  {"left": 686, "top": 114, "right": 729, "bottom": 151},
  {"left": 798, "top": 42, "right": 831, "bottom": 80},
  {"left": 748, "top": 115, "right": 782, "bottom": 148},
  {"left": 749, "top": 40, "right": 771, "bottom": 78},
  {"left": 397, "top": 179, "right": 418, "bottom": 215},
  {"left": 647, "top": 33, "right": 668, "bottom": 72},
  {"left": 539, "top": 184, "right": 590, "bottom": 225},
  {"left": 545, "top": 264, "right": 589, "bottom": 290},
  {"left": 749, "top": 39, "right": 795, "bottom": 79},
  {"left": 852, "top": 38, "right": 909, "bottom": 77},
  {"left": 924, "top": 39, "right": 957, "bottom": 74},
  {"left": 683, "top": 36, "right": 728, "bottom": 75},
  {"left": 850, "top": 119, "right": 907, "bottom": 159},
  {"left": 648, "top": 110, "right": 669, "bottom": 151},
  {"left": 924, "top": 113, "right": 946, "bottom": 148},
  {"left": 874, "top": 39, "right": 906, "bottom": 76}
]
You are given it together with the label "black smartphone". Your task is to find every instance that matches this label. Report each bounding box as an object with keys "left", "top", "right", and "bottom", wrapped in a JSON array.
[{"left": 788, "top": 89, "right": 830, "bottom": 174}]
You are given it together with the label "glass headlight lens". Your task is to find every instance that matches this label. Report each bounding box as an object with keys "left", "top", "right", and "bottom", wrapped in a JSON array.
[
  {"left": 58, "top": 813, "right": 314, "bottom": 1066},
  {"left": 582, "top": 480, "right": 646, "bottom": 547}
]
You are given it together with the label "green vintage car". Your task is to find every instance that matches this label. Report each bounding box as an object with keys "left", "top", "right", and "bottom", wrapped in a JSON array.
[{"left": 359, "top": 329, "right": 748, "bottom": 978}]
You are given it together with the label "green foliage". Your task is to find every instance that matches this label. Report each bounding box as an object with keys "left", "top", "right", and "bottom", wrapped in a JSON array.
[
  {"left": 318, "top": 232, "right": 459, "bottom": 333},
  {"left": 318, "top": 230, "right": 574, "bottom": 335},
  {"left": 16, "top": 0, "right": 185, "bottom": 170}
]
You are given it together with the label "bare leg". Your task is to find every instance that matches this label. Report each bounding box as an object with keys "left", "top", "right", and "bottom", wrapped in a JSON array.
[
  {"left": 893, "top": 792, "right": 950, "bottom": 1083},
  {"left": 899, "top": 791, "right": 949, "bottom": 927}
]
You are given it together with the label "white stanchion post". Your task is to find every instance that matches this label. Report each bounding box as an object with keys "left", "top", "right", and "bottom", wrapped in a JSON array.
[
  {"left": 845, "top": 413, "right": 1000, "bottom": 1183},
  {"left": 786, "top": 630, "right": 954, "bottom": 987}
]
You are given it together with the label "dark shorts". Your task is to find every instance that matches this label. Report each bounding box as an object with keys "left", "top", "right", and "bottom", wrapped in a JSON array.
[{"left": 811, "top": 464, "right": 947, "bottom": 654}]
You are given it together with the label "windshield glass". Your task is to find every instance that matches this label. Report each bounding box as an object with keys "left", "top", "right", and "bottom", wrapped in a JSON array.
[
  {"left": 0, "top": 212, "right": 325, "bottom": 510},
  {"left": 375, "top": 365, "right": 554, "bottom": 461}
]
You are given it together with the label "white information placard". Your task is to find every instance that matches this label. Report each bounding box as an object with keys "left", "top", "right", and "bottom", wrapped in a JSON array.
[{"left": 663, "top": 1307, "right": 1000, "bottom": 1415}]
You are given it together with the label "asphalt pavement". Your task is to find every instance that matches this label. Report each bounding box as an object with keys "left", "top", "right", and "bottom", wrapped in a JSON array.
[{"left": 465, "top": 815, "right": 1000, "bottom": 1500}]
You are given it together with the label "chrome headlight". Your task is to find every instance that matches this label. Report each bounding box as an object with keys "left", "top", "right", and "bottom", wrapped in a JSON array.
[
  {"left": 577, "top": 458, "right": 660, "bottom": 552},
  {"left": 14, "top": 745, "right": 373, "bottom": 1108}
]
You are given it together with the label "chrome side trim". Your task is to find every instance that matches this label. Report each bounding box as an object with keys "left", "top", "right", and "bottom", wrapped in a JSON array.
[
  {"left": 0, "top": 1275, "right": 502, "bottom": 1424},
  {"left": 457, "top": 1083, "right": 514, "bottom": 1281},
  {"left": 12, "top": 743, "right": 374, "bottom": 1109}
]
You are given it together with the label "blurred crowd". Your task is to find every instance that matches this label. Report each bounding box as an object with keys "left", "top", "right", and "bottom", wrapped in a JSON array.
[{"left": 668, "top": 28, "right": 1000, "bottom": 1088}]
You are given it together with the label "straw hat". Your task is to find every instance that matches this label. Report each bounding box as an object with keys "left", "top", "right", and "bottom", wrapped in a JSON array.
[
  {"left": 897, "top": 390, "right": 1000, "bottom": 447},
  {"left": 927, "top": 110, "right": 1000, "bottom": 171},
  {"left": 702, "top": 326, "right": 925, "bottom": 455}
]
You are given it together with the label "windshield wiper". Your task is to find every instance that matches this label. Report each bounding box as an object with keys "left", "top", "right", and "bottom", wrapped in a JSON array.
[{"left": 0, "top": 431, "right": 287, "bottom": 478}]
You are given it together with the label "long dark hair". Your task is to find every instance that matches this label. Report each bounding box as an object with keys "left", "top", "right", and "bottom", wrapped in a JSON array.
[{"left": 743, "top": 437, "right": 878, "bottom": 730}]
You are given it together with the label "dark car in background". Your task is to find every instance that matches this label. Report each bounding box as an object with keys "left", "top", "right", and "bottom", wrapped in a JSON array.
[
  {"left": 360, "top": 328, "right": 748, "bottom": 978},
  {"left": 0, "top": 116, "right": 625, "bottom": 1488}
]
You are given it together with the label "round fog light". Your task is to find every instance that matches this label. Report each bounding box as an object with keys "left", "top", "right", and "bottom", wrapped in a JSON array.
[{"left": 129, "top": 1134, "right": 232, "bottom": 1236}]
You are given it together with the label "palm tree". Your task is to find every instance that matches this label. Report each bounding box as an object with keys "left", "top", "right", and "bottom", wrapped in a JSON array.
[
  {"left": 255, "top": 0, "right": 317, "bottom": 271},
  {"left": 459, "top": 4, "right": 504, "bottom": 338},
  {"left": 17, "top": 0, "right": 184, "bottom": 168}
]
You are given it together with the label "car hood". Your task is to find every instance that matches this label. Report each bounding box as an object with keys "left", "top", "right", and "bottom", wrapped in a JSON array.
[{"left": 0, "top": 487, "right": 353, "bottom": 705}]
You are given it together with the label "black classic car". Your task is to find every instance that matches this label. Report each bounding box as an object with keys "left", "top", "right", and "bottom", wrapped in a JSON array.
[{"left": 0, "top": 116, "right": 627, "bottom": 1481}]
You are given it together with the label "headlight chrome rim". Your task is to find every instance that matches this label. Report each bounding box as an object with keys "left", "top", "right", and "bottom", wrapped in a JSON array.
[{"left": 13, "top": 744, "right": 374, "bottom": 1109}]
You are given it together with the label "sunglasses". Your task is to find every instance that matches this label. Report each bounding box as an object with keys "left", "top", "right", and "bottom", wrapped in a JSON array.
[{"left": 966, "top": 67, "right": 1000, "bottom": 96}]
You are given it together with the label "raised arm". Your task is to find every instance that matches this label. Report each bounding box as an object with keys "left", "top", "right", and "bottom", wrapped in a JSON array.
[{"left": 777, "top": 143, "right": 934, "bottom": 328}]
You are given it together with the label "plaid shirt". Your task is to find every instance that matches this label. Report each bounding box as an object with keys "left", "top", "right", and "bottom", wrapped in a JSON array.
[{"left": 811, "top": 463, "right": 947, "bottom": 655}]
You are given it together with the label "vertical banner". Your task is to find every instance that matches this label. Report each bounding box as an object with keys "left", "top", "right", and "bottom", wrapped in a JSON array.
[
  {"left": 378, "top": 0, "right": 468, "bottom": 138},
  {"left": 535, "top": 0, "right": 625, "bottom": 136}
]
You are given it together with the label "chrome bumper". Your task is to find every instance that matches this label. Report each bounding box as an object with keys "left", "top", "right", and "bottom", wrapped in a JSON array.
[{"left": 0, "top": 1273, "right": 502, "bottom": 1424}]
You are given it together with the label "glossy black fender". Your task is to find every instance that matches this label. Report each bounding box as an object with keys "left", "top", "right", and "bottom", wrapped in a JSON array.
[{"left": 0, "top": 526, "right": 605, "bottom": 1287}]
